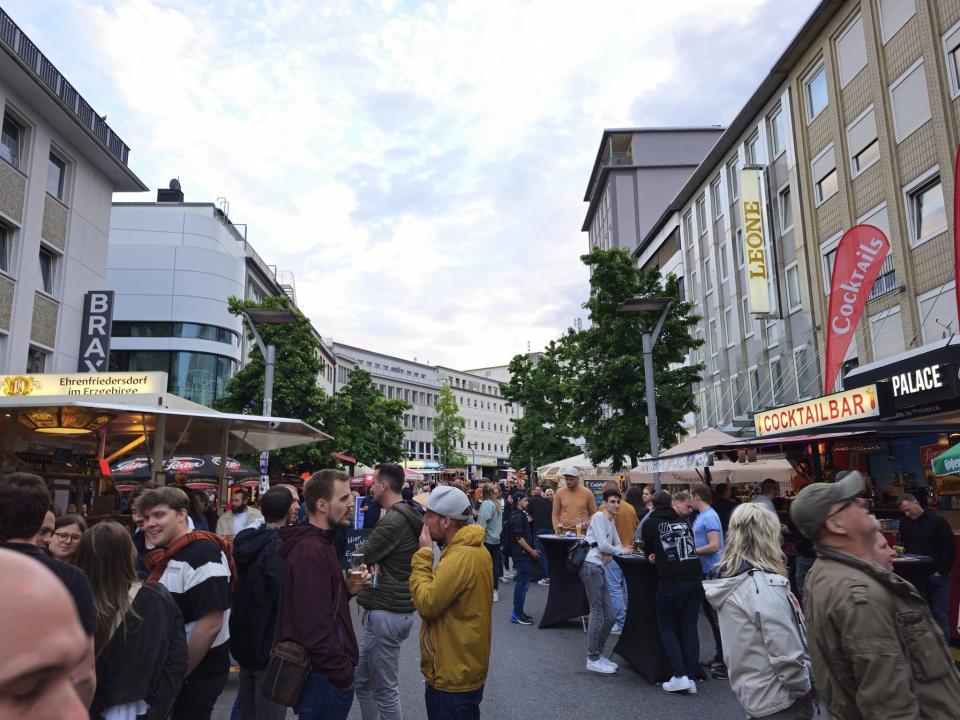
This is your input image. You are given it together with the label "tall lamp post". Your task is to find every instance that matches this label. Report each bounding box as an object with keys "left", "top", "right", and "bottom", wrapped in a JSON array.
[
  {"left": 616, "top": 297, "right": 673, "bottom": 492},
  {"left": 239, "top": 307, "right": 298, "bottom": 500}
]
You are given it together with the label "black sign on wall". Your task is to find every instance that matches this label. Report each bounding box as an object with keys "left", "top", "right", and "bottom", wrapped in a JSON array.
[{"left": 77, "top": 291, "right": 114, "bottom": 372}]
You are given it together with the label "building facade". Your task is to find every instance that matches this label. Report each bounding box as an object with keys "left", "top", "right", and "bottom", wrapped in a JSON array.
[
  {"left": 107, "top": 187, "right": 297, "bottom": 407},
  {"left": 0, "top": 9, "right": 146, "bottom": 373}
]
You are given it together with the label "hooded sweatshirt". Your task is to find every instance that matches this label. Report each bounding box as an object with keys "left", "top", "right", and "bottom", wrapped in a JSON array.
[
  {"left": 229, "top": 524, "right": 282, "bottom": 670},
  {"left": 703, "top": 565, "right": 812, "bottom": 717},
  {"left": 278, "top": 523, "right": 358, "bottom": 690},
  {"left": 640, "top": 506, "right": 702, "bottom": 583}
]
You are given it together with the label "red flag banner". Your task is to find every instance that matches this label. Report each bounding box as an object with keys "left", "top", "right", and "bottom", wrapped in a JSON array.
[
  {"left": 823, "top": 224, "right": 891, "bottom": 394},
  {"left": 954, "top": 145, "right": 960, "bottom": 324}
]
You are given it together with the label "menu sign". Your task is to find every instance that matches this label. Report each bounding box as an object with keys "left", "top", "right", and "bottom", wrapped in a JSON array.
[{"left": 754, "top": 385, "right": 884, "bottom": 437}]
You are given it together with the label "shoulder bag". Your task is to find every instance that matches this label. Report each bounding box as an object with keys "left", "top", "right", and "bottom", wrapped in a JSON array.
[{"left": 565, "top": 539, "right": 596, "bottom": 573}]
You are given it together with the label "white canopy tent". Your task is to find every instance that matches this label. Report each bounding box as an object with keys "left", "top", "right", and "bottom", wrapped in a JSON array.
[{"left": 537, "top": 452, "right": 626, "bottom": 481}]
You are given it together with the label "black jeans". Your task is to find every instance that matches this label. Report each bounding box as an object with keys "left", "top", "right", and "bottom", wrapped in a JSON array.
[
  {"left": 172, "top": 643, "right": 231, "bottom": 720},
  {"left": 424, "top": 684, "right": 483, "bottom": 720},
  {"left": 655, "top": 579, "right": 703, "bottom": 679}
]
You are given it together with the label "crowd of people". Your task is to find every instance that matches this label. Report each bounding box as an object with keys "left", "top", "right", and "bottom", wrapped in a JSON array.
[{"left": 2, "top": 464, "right": 960, "bottom": 720}]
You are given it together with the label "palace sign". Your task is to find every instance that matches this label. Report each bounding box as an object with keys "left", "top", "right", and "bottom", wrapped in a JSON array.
[
  {"left": 0, "top": 372, "right": 167, "bottom": 398},
  {"left": 739, "top": 168, "right": 771, "bottom": 315},
  {"left": 754, "top": 384, "right": 883, "bottom": 437}
]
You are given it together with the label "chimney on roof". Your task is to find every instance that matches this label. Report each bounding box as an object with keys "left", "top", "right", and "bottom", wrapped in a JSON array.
[{"left": 157, "top": 178, "right": 184, "bottom": 203}]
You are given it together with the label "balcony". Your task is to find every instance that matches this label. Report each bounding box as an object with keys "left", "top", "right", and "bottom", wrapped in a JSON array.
[
  {"left": 0, "top": 8, "right": 131, "bottom": 166},
  {"left": 602, "top": 151, "right": 634, "bottom": 167},
  {"left": 868, "top": 254, "right": 896, "bottom": 300}
]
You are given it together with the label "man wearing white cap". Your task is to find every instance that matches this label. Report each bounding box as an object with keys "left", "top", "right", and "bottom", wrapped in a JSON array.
[
  {"left": 410, "top": 485, "right": 493, "bottom": 720},
  {"left": 552, "top": 467, "right": 597, "bottom": 534}
]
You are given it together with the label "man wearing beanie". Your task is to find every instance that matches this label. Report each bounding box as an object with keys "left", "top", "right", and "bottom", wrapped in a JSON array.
[
  {"left": 792, "top": 471, "right": 960, "bottom": 719},
  {"left": 410, "top": 485, "right": 493, "bottom": 719}
]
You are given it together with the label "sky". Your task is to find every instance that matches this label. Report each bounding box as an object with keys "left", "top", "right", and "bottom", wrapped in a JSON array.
[{"left": 10, "top": 0, "right": 819, "bottom": 369}]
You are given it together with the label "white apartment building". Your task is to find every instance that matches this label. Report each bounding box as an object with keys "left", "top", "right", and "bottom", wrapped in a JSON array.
[{"left": 0, "top": 9, "right": 146, "bottom": 372}]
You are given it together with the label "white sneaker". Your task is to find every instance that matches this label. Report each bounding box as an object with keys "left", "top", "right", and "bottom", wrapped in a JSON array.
[
  {"left": 493, "top": 590, "right": 499, "bottom": 602},
  {"left": 662, "top": 675, "right": 692, "bottom": 693},
  {"left": 599, "top": 655, "right": 618, "bottom": 671},
  {"left": 686, "top": 680, "right": 697, "bottom": 695},
  {"left": 610, "top": 623, "right": 622, "bottom": 635},
  {"left": 586, "top": 658, "right": 616, "bottom": 674},
  {"left": 537, "top": 578, "right": 550, "bottom": 586},
  {"left": 499, "top": 576, "right": 513, "bottom": 583}
]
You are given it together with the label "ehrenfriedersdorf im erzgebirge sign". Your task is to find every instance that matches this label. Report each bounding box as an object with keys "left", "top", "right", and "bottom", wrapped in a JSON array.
[
  {"left": 823, "top": 224, "right": 891, "bottom": 394},
  {"left": 739, "top": 168, "right": 771, "bottom": 315},
  {"left": 0, "top": 372, "right": 167, "bottom": 398},
  {"left": 754, "top": 384, "right": 882, "bottom": 437}
]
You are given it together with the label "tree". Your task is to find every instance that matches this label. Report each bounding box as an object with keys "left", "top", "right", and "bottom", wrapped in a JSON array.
[
  {"left": 433, "top": 385, "right": 467, "bottom": 467},
  {"left": 319, "top": 369, "right": 409, "bottom": 466},
  {"left": 214, "top": 295, "right": 330, "bottom": 473},
  {"left": 559, "top": 247, "right": 703, "bottom": 471},
  {"left": 500, "top": 343, "right": 580, "bottom": 470}
]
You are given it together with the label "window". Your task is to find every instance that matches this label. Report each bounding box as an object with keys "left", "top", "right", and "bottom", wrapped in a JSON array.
[
  {"left": 731, "top": 375, "right": 743, "bottom": 417},
  {"left": 704, "top": 257, "right": 714, "bottom": 294},
  {"left": 734, "top": 227, "right": 743, "bottom": 267},
  {"left": 46, "top": 153, "right": 66, "bottom": 201},
  {"left": 741, "top": 296, "right": 754, "bottom": 338},
  {"left": 0, "top": 224, "right": 9, "bottom": 273},
  {"left": 0, "top": 114, "right": 22, "bottom": 169},
  {"left": 749, "top": 366, "right": 762, "bottom": 409},
  {"left": 778, "top": 185, "right": 793, "bottom": 232},
  {"left": 878, "top": 0, "right": 914, "bottom": 43},
  {"left": 786, "top": 263, "right": 802, "bottom": 312},
  {"left": 696, "top": 195, "right": 707, "bottom": 235},
  {"left": 709, "top": 317, "right": 720, "bottom": 360},
  {"left": 770, "top": 357, "right": 785, "bottom": 403},
  {"left": 714, "top": 381, "right": 724, "bottom": 426},
  {"left": 836, "top": 15, "right": 867, "bottom": 87},
  {"left": 745, "top": 133, "right": 760, "bottom": 165},
  {"left": 38, "top": 247, "right": 57, "bottom": 295},
  {"left": 907, "top": 174, "right": 946, "bottom": 246},
  {"left": 820, "top": 231, "right": 843, "bottom": 292},
  {"left": 711, "top": 178, "right": 722, "bottom": 219},
  {"left": 890, "top": 60, "right": 931, "bottom": 142},
  {"left": 768, "top": 107, "right": 786, "bottom": 157},
  {"left": 847, "top": 106, "right": 879, "bottom": 175},
  {"left": 682, "top": 211, "right": 694, "bottom": 245},
  {"left": 110, "top": 350, "right": 239, "bottom": 406},
  {"left": 699, "top": 388, "right": 708, "bottom": 429},
  {"left": 804, "top": 64, "right": 828, "bottom": 120},
  {"left": 718, "top": 244, "right": 728, "bottom": 282},
  {"left": 869, "top": 305, "right": 905, "bottom": 360},
  {"left": 918, "top": 282, "right": 958, "bottom": 343},
  {"left": 943, "top": 21, "right": 960, "bottom": 98},
  {"left": 26, "top": 347, "right": 47, "bottom": 373},
  {"left": 724, "top": 306, "right": 735, "bottom": 347},
  {"left": 765, "top": 319, "right": 780, "bottom": 349},
  {"left": 858, "top": 204, "right": 896, "bottom": 299},
  {"left": 727, "top": 159, "right": 739, "bottom": 199},
  {"left": 794, "top": 345, "right": 817, "bottom": 399},
  {"left": 812, "top": 145, "right": 838, "bottom": 205}
]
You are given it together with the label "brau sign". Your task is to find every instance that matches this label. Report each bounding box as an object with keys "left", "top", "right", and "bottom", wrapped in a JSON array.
[
  {"left": 754, "top": 384, "right": 882, "bottom": 437},
  {"left": 739, "top": 168, "right": 771, "bottom": 315}
]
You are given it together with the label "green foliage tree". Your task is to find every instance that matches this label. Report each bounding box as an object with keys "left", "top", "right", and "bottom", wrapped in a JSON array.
[
  {"left": 500, "top": 343, "right": 580, "bottom": 470},
  {"left": 214, "top": 296, "right": 331, "bottom": 474},
  {"left": 559, "top": 247, "right": 703, "bottom": 470},
  {"left": 433, "top": 385, "right": 467, "bottom": 467}
]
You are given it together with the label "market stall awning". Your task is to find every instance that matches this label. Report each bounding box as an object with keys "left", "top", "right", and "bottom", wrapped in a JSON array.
[
  {"left": 537, "top": 452, "right": 625, "bottom": 479},
  {"left": 630, "top": 457, "right": 795, "bottom": 486},
  {"left": 629, "top": 428, "right": 738, "bottom": 475},
  {"left": 331, "top": 452, "right": 357, "bottom": 464}
]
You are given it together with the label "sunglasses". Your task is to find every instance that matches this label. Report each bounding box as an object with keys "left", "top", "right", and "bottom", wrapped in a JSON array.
[{"left": 826, "top": 493, "right": 864, "bottom": 520}]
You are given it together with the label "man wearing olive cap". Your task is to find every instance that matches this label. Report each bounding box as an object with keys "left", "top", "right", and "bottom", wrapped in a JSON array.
[
  {"left": 792, "top": 471, "right": 960, "bottom": 719},
  {"left": 410, "top": 485, "right": 493, "bottom": 719}
]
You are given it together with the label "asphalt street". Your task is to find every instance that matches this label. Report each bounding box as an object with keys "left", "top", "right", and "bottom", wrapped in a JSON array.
[{"left": 214, "top": 577, "right": 748, "bottom": 720}]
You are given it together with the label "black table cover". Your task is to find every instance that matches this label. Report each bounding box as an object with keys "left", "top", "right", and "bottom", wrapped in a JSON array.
[
  {"left": 538, "top": 535, "right": 590, "bottom": 628},
  {"left": 613, "top": 554, "right": 673, "bottom": 683},
  {"left": 893, "top": 554, "right": 934, "bottom": 601}
]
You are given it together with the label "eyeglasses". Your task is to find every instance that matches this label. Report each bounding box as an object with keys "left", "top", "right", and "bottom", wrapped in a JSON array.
[
  {"left": 53, "top": 532, "right": 82, "bottom": 543},
  {"left": 826, "top": 494, "right": 864, "bottom": 520}
]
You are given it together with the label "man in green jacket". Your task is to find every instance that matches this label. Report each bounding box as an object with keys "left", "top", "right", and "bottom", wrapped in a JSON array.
[
  {"left": 355, "top": 463, "right": 423, "bottom": 720},
  {"left": 791, "top": 471, "right": 960, "bottom": 719}
]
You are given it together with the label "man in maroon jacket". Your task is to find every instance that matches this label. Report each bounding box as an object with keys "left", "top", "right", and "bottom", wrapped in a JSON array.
[{"left": 279, "top": 469, "right": 368, "bottom": 720}]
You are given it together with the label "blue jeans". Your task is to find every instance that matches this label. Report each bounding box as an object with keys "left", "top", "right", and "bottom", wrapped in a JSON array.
[
  {"left": 655, "top": 579, "right": 704, "bottom": 679},
  {"left": 604, "top": 559, "right": 627, "bottom": 627},
  {"left": 513, "top": 555, "right": 532, "bottom": 617},
  {"left": 424, "top": 684, "right": 483, "bottom": 720},
  {"left": 928, "top": 573, "right": 951, "bottom": 643},
  {"left": 534, "top": 528, "right": 551, "bottom": 579},
  {"left": 294, "top": 670, "right": 354, "bottom": 720},
  {"left": 794, "top": 555, "right": 815, "bottom": 604}
]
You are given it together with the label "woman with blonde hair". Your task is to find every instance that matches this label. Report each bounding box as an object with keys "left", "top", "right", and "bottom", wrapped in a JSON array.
[
  {"left": 703, "top": 503, "right": 814, "bottom": 720},
  {"left": 75, "top": 521, "right": 187, "bottom": 720},
  {"left": 477, "top": 482, "right": 503, "bottom": 601}
]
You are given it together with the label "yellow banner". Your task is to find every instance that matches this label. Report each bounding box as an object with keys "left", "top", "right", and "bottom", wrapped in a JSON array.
[
  {"left": 739, "top": 168, "right": 771, "bottom": 314},
  {"left": 754, "top": 384, "right": 881, "bottom": 436},
  {"left": 0, "top": 372, "right": 167, "bottom": 398}
]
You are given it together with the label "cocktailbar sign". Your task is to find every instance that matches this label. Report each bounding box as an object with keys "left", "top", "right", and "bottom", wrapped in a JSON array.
[{"left": 754, "top": 384, "right": 885, "bottom": 437}]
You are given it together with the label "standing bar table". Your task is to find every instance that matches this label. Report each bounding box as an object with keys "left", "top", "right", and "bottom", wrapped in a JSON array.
[
  {"left": 613, "top": 554, "right": 673, "bottom": 683},
  {"left": 538, "top": 535, "right": 590, "bottom": 628},
  {"left": 893, "top": 554, "right": 934, "bottom": 601}
]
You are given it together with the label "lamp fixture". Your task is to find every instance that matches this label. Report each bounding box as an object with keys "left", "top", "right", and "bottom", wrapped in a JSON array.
[{"left": 18, "top": 407, "right": 114, "bottom": 435}]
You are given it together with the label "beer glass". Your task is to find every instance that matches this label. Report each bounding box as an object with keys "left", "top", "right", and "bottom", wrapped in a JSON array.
[{"left": 349, "top": 551, "right": 365, "bottom": 582}]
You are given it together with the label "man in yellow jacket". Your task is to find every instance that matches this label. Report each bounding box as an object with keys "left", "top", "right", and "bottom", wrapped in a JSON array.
[{"left": 410, "top": 485, "right": 493, "bottom": 720}]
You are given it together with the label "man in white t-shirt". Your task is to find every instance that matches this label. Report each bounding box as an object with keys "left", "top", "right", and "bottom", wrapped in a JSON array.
[{"left": 216, "top": 488, "right": 263, "bottom": 540}]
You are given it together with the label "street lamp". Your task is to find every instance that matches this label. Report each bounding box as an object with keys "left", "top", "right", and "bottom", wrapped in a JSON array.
[
  {"left": 616, "top": 296, "right": 673, "bottom": 492},
  {"left": 467, "top": 441, "right": 477, "bottom": 479},
  {"left": 240, "top": 307, "right": 298, "bottom": 497}
]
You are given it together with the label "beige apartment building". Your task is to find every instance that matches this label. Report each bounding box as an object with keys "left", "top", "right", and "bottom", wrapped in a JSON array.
[{"left": 789, "top": 0, "right": 960, "bottom": 380}]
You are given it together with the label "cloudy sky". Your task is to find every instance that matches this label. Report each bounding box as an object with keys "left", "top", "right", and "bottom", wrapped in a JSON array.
[{"left": 12, "top": 0, "right": 818, "bottom": 369}]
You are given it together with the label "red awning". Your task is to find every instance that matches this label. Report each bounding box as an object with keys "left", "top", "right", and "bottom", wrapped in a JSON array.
[{"left": 330, "top": 452, "right": 357, "bottom": 464}]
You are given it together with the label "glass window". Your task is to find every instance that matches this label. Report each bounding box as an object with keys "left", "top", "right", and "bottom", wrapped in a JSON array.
[
  {"left": 718, "top": 243, "right": 728, "bottom": 281},
  {"left": 727, "top": 159, "right": 739, "bottom": 199},
  {"left": 815, "top": 167, "right": 837, "bottom": 205},
  {"left": 822, "top": 245, "right": 838, "bottom": 291},
  {"left": 749, "top": 367, "right": 762, "bottom": 409},
  {"left": 769, "top": 107, "right": 786, "bottom": 156},
  {"left": 715, "top": 382, "right": 724, "bottom": 426},
  {"left": 745, "top": 133, "right": 760, "bottom": 164},
  {"left": 110, "top": 350, "right": 237, "bottom": 407},
  {"left": 711, "top": 178, "right": 722, "bottom": 218},
  {"left": 805, "top": 64, "right": 828, "bottom": 120},
  {"left": 794, "top": 346, "right": 817, "bottom": 398},
  {"left": 46, "top": 153, "right": 66, "bottom": 200},
  {"left": 704, "top": 258, "right": 713, "bottom": 293},
  {"left": 779, "top": 186, "right": 793, "bottom": 231},
  {"left": 731, "top": 375, "right": 743, "bottom": 417},
  {"left": 770, "top": 358, "right": 785, "bottom": 403},
  {"left": 869, "top": 306, "right": 905, "bottom": 360},
  {"left": 836, "top": 15, "right": 867, "bottom": 87},
  {"left": 879, "top": 0, "right": 914, "bottom": 43},
  {"left": 918, "top": 283, "right": 959, "bottom": 344},
  {"left": 38, "top": 247, "right": 57, "bottom": 294},
  {"left": 1, "top": 114, "right": 22, "bottom": 169},
  {"left": 945, "top": 24, "right": 960, "bottom": 98},
  {"left": 696, "top": 196, "right": 707, "bottom": 234},
  {"left": 786, "top": 264, "right": 802, "bottom": 311},
  {"left": 741, "top": 296, "right": 753, "bottom": 337},
  {"left": 908, "top": 176, "right": 946, "bottom": 246},
  {"left": 723, "top": 306, "right": 734, "bottom": 346},
  {"left": 0, "top": 224, "right": 9, "bottom": 273},
  {"left": 734, "top": 227, "right": 743, "bottom": 266},
  {"left": 765, "top": 320, "right": 780, "bottom": 349},
  {"left": 890, "top": 60, "right": 931, "bottom": 142},
  {"left": 26, "top": 347, "right": 47, "bottom": 373}
]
